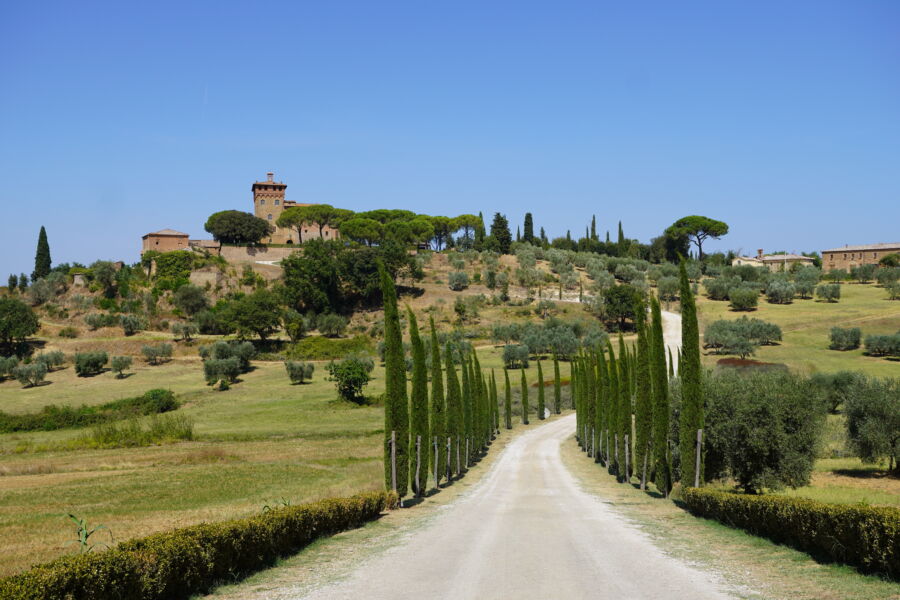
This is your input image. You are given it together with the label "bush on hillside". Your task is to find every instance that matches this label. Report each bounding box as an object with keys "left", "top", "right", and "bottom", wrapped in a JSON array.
[
  {"left": 74, "top": 351, "right": 108, "bottom": 377},
  {"left": 864, "top": 333, "right": 900, "bottom": 357},
  {"left": 285, "top": 360, "right": 315, "bottom": 384},
  {"left": 171, "top": 322, "right": 198, "bottom": 342},
  {"left": 765, "top": 280, "right": 795, "bottom": 304},
  {"left": 84, "top": 313, "right": 118, "bottom": 330},
  {"left": 0, "top": 356, "right": 19, "bottom": 380},
  {"left": 316, "top": 313, "right": 348, "bottom": 338},
  {"left": 58, "top": 326, "right": 78, "bottom": 338},
  {"left": 171, "top": 284, "right": 209, "bottom": 316},
  {"left": 844, "top": 377, "right": 900, "bottom": 472},
  {"left": 13, "top": 362, "right": 47, "bottom": 388},
  {"left": 34, "top": 351, "right": 65, "bottom": 371},
  {"left": 285, "top": 335, "right": 373, "bottom": 361},
  {"left": 728, "top": 287, "right": 758, "bottom": 311},
  {"left": 829, "top": 327, "right": 861, "bottom": 351},
  {"left": 502, "top": 344, "right": 530, "bottom": 369},
  {"left": 199, "top": 341, "right": 255, "bottom": 371},
  {"left": 704, "top": 317, "right": 781, "bottom": 357},
  {"left": 326, "top": 354, "right": 374, "bottom": 403},
  {"left": 203, "top": 357, "right": 241, "bottom": 389},
  {"left": 111, "top": 356, "right": 133, "bottom": 379},
  {"left": 142, "top": 343, "right": 173, "bottom": 366},
  {"left": 681, "top": 488, "right": 900, "bottom": 579},
  {"left": 120, "top": 314, "right": 144, "bottom": 336},
  {"left": 816, "top": 283, "right": 841, "bottom": 302},
  {"left": 448, "top": 271, "right": 469, "bottom": 291},
  {"left": 809, "top": 371, "right": 866, "bottom": 414}
]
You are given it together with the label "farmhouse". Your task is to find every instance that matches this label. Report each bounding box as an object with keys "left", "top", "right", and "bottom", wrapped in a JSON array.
[
  {"left": 732, "top": 249, "right": 815, "bottom": 272},
  {"left": 822, "top": 242, "right": 900, "bottom": 271},
  {"left": 141, "top": 229, "right": 190, "bottom": 253}
]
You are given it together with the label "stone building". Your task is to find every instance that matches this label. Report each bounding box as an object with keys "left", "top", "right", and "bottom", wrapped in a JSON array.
[
  {"left": 822, "top": 242, "right": 900, "bottom": 271},
  {"left": 142, "top": 229, "right": 190, "bottom": 253},
  {"left": 732, "top": 249, "right": 815, "bottom": 272},
  {"left": 252, "top": 172, "right": 339, "bottom": 244}
]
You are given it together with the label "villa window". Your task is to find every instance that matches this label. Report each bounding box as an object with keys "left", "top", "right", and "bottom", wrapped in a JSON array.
[
  {"left": 260, "top": 199, "right": 265, "bottom": 205},
  {"left": 268, "top": 214, "right": 272, "bottom": 221},
  {"left": 275, "top": 199, "right": 280, "bottom": 205}
]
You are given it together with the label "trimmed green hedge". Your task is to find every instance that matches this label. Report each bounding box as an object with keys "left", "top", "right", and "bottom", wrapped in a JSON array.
[
  {"left": 681, "top": 487, "right": 900, "bottom": 578},
  {"left": 0, "top": 491, "right": 396, "bottom": 599}
]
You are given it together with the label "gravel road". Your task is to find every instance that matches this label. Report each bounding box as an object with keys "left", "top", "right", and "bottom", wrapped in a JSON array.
[{"left": 297, "top": 418, "right": 727, "bottom": 599}]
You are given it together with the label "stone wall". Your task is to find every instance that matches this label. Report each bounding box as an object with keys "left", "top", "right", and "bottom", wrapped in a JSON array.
[{"left": 219, "top": 245, "right": 299, "bottom": 264}]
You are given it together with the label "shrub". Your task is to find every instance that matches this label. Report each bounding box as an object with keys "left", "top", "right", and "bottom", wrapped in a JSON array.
[
  {"left": 171, "top": 322, "right": 198, "bottom": 342},
  {"left": 285, "top": 335, "right": 373, "bottom": 361},
  {"left": 110, "top": 356, "right": 133, "bottom": 379},
  {"left": 203, "top": 357, "right": 241, "bottom": 388},
  {"left": 142, "top": 343, "right": 173, "bottom": 366},
  {"left": 844, "top": 377, "right": 900, "bottom": 472},
  {"left": 864, "top": 333, "right": 900, "bottom": 357},
  {"left": 282, "top": 310, "right": 307, "bottom": 342},
  {"left": 851, "top": 263, "right": 877, "bottom": 283},
  {"left": 829, "top": 327, "right": 861, "bottom": 350},
  {"left": 86, "top": 414, "right": 194, "bottom": 448},
  {"left": 194, "top": 309, "right": 233, "bottom": 335},
  {"left": 728, "top": 287, "right": 758, "bottom": 311},
  {"left": 0, "top": 492, "right": 395, "bottom": 600},
  {"left": 888, "top": 281, "right": 900, "bottom": 301},
  {"left": 816, "top": 283, "right": 841, "bottom": 302},
  {"left": 58, "top": 326, "right": 78, "bottom": 338},
  {"left": 502, "top": 344, "right": 530, "bottom": 369},
  {"left": 681, "top": 488, "right": 900, "bottom": 578},
  {"left": 199, "top": 341, "right": 255, "bottom": 371},
  {"left": 74, "top": 351, "right": 108, "bottom": 377},
  {"left": 485, "top": 268, "right": 497, "bottom": 289},
  {"left": 448, "top": 271, "right": 469, "bottom": 291},
  {"left": 765, "top": 280, "right": 795, "bottom": 304},
  {"left": 657, "top": 276, "right": 679, "bottom": 302},
  {"left": 285, "top": 360, "right": 315, "bottom": 384},
  {"left": 316, "top": 313, "right": 348, "bottom": 338},
  {"left": 171, "top": 284, "right": 209, "bottom": 316},
  {"left": 34, "top": 351, "right": 65, "bottom": 371},
  {"left": 13, "top": 362, "right": 47, "bottom": 388},
  {"left": 703, "top": 317, "right": 781, "bottom": 356},
  {"left": 326, "top": 354, "right": 374, "bottom": 403},
  {"left": 120, "top": 315, "right": 144, "bottom": 336},
  {"left": 0, "top": 356, "right": 18, "bottom": 380},
  {"left": 84, "top": 313, "right": 118, "bottom": 330},
  {"left": 0, "top": 297, "right": 40, "bottom": 349}
]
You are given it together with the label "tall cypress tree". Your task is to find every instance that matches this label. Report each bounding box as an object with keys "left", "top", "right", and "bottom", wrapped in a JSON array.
[
  {"left": 523, "top": 213, "right": 534, "bottom": 243},
  {"left": 679, "top": 259, "right": 704, "bottom": 487},
  {"left": 472, "top": 352, "right": 485, "bottom": 450},
  {"left": 668, "top": 346, "right": 675, "bottom": 378},
  {"left": 634, "top": 299, "right": 653, "bottom": 489},
  {"left": 607, "top": 340, "right": 620, "bottom": 475},
  {"left": 475, "top": 211, "right": 486, "bottom": 248},
  {"left": 618, "top": 335, "right": 632, "bottom": 481},
  {"left": 504, "top": 369, "right": 512, "bottom": 429},
  {"left": 597, "top": 348, "right": 610, "bottom": 464},
  {"left": 490, "top": 370, "right": 499, "bottom": 432},
  {"left": 490, "top": 213, "right": 513, "bottom": 254},
  {"left": 553, "top": 357, "right": 562, "bottom": 414},
  {"left": 444, "top": 344, "right": 462, "bottom": 477},
  {"left": 569, "top": 361, "right": 576, "bottom": 410},
  {"left": 590, "top": 215, "right": 597, "bottom": 240},
  {"left": 520, "top": 368, "right": 530, "bottom": 424},
  {"left": 429, "top": 317, "right": 446, "bottom": 485},
  {"left": 536, "top": 360, "right": 545, "bottom": 419},
  {"left": 380, "top": 267, "right": 408, "bottom": 497},
  {"left": 33, "top": 226, "right": 51, "bottom": 281},
  {"left": 649, "top": 296, "right": 671, "bottom": 496},
  {"left": 617, "top": 221, "right": 626, "bottom": 256},
  {"left": 407, "top": 309, "right": 429, "bottom": 495},
  {"left": 461, "top": 354, "right": 473, "bottom": 465}
]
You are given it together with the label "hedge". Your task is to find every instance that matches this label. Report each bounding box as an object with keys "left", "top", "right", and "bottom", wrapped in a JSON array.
[
  {"left": 0, "top": 491, "right": 396, "bottom": 600},
  {"left": 681, "top": 487, "right": 900, "bottom": 578}
]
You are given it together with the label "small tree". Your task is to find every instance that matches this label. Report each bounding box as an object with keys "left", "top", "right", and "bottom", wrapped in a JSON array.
[
  {"left": 728, "top": 287, "right": 758, "bottom": 311},
  {"left": 223, "top": 289, "right": 282, "bottom": 341},
  {"left": 844, "top": 377, "right": 900, "bottom": 473},
  {"left": 171, "top": 322, "right": 198, "bottom": 342},
  {"left": 502, "top": 344, "right": 529, "bottom": 369},
  {"left": 172, "top": 285, "right": 209, "bottom": 316},
  {"left": 829, "top": 327, "right": 861, "bottom": 351},
  {"left": 142, "top": 343, "right": 173, "bottom": 366},
  {"left": 120, "top": 315, "right": 143, "bottom": 336},
  {"left": 110, "top": 356, "right": 133, "bottom": 379},
  {"left": 448, "top": 271, "right": 469, "bottom": 291},
  {"left": 285, "top": 360, "right": 315, "bottom": 384},
  {"left": 765, "top": 280, "right": 795, "bottom": 304},
  {"left": 327, "top": 354, "right": 373, "bottom": 403},
  {"left": 0, "top": 297, "right": 40, "bottom": 351},
  {"left": 74, "top": 352, "right": 108, "bottom": 377},
  {"left": 204, "top": 357, "right": 241, "bottom": 389},
  {"left": 204, "top": 210, "right": 272, "bottom": 244},
  {"left": 816, "top": 283, "right": 841, "bottom": 303},
  {"left": 316, "top": 313, "right": 348, "bottom": 338},
  {"left": 34, "top": 351, "right": 65, "bottom": 371}
]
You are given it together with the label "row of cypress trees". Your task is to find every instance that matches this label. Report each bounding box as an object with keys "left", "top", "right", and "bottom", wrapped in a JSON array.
[
  {"left": 573, "top": 260, "right": 703, "bottom": 494},
  {"left": 380, "top": 267, "right": 504, "bottom": 500}
]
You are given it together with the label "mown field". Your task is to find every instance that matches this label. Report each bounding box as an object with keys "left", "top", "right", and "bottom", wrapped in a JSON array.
[{"left": 696, "top": 281, "right": 900, "bottom": 378}]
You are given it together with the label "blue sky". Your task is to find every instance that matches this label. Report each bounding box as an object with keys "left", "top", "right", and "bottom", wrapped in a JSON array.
[{"left": 1, "top": 1, "right": 898, "bottom": 275}]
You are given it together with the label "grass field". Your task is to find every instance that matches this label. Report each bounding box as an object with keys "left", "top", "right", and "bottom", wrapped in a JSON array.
[
  {"left": 0, "top": 339, "right": 560, "bottom": 576},
  {"left": 696, "top": 281, "right": 900, "bottom": 378}
]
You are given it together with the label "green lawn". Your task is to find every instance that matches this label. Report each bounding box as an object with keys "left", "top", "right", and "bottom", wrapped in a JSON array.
[{"left": 696, "top": 282, "right": 900, "bottom": 377}]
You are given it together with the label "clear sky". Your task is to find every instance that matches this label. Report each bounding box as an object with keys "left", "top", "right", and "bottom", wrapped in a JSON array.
[{"left": 1, "top": 1, "right": 898, "bottom": 275}]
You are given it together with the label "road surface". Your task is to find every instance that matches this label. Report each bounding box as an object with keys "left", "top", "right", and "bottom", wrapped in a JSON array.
[{"left": 296, "top": 414, "right": 727, "bottom": 600}]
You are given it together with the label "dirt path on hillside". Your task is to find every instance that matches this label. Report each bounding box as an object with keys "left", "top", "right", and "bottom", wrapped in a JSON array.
[
  {"left": 661, "top": 309, "right": 682, "bottom": 372},
  {"left": 290, "top": 414, "right": 728, "bottom": 600}
]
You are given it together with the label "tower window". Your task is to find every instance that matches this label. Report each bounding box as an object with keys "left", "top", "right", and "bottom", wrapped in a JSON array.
[
  {"left": 275, "top": 199, "right": 280, "bottom": 205},
  {"left": 268, "top": 214, "right": 273, "bottom": 221},
  {"left": 260, "top": 199, "right": 265, "bottom": 205}
]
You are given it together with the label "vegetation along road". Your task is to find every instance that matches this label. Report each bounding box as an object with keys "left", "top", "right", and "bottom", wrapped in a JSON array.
[{"left": 294, "top": 416, "right": 727, "bottom": 600}]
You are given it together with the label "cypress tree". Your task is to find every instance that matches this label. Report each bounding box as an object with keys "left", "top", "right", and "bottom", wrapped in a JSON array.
[
  {"left": 536, "top": 360, "right": 545, "bottom": 419},
  {"left": 407, "top": 309, "right": 429, "bottom": 496},
  {"left": 33, "top": 226, "right": 51, "bottom": 281},
  {"left": 523, "top": 213, "right": 534, "bottom": 243},
  {"left": 618, "top": 335, "right": 632, "bottom": 481},
  {"left": 634, "top": 299, "right": 652, "bottom": 489},
  {"left": 504, "top": 369, "right": 512, "bottom": 429},
  {"left": 461, "top": 354, "right": 473, "bottom": 465},
  {"left": 472, "top": 352, "right": 484, "bottom": 450},
  {"left": 668, "top": 346, "right": 675, "bottom": 378},
  {"left": 429, "top": 317, "right": 446, "bottom": 485},
  {"left": 584, "top": 354, "right": 597, "bottom": 458},
  {"left": 649, "top": 296, "right": 671, "bottom": 496},
  {"left": 606, "top": 340, "right": 620, "bottom": 475},
  {"left": 679, "top": 259, "right": 704, "bottom": 487},
  {"left": 520, "top": 368, "right": 530, "bottom": 424},
  {"left": 617, "top": 221, "right": 626, "bottom": 255},
  {"left": 490, "top": 370, "right": 499, "bottom": 432},
  {"left": 444, "top": 344, "right": 462, "bottom": 477},
  {"left": 553, "top": 357, "right": 562, "bottom": 414},
  {"left": 590, "top": 215, "right": 597, "bottom": 240},
  {"left": 597, "top": 348, "right": 610, "bottom": 465},
  {"left": 569, "top": 361, "right": 576, "bottom": 410},
  {"left": 380, "top": 266, "right": 408, "bottom": 497}
]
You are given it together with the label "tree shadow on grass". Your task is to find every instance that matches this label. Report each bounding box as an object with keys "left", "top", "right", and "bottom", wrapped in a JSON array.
[{"left": 832, "top": 468, "right": 899, "bottom": 480}]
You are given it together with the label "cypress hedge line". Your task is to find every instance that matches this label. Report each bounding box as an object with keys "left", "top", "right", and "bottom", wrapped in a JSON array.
[
  {"left": 681, "top": 488, "right": 900, "bottom": 579},
  {"left": 0, "top": 491, "right": 396, "bottom": 600}
]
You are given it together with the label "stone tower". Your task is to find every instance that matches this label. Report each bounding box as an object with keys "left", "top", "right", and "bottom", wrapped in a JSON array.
[{"left": 252, "top": 172, "right": 287, "bottom": 228}]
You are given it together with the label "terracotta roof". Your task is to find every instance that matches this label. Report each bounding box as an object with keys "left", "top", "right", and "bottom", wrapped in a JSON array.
[
  {"left": 143, "top": 229, "right": 189, "bottom": 237},
  {"left": 822, "top": 242, "right": 900, "bottom": 253},
  {"left": 760, "top": 254, "right": 814, "bottom": 262}
]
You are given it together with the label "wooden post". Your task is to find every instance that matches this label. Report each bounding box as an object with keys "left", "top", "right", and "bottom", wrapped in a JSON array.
[
  {"left": 592, "top": 427, "right": 597, "bottom": 461},
  {"left": 415, "top": 435, "right": 422, "bottom": 497},
  {"left": 433, "top": 436, "right": 439, "bottom": 488},
  {"left": 390, "top": 430, "right": 397, "bottom": 493},
  {"left": 456, "top": 436, "right": 461, "bottom": 476},
  {"left": 446, "top": 436, "right": 452, "bottom": 482},
  {"left": 640, "top": 441, "right": 649, "bottom": 491},
  {"left": 614, "top": 433, "right": 619, "bottom": 478},
  {"left": 624, "top": 434, "right": 630, "bottom": 484},
  {"left": 465, "top": 437, "right": 470, "bottom": 469},
  {"left": 694, "top": 428, "right": 703, "bottom": 488},
  {"left": 606, "top": 429, "right": 610, "bottom": 468}
]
